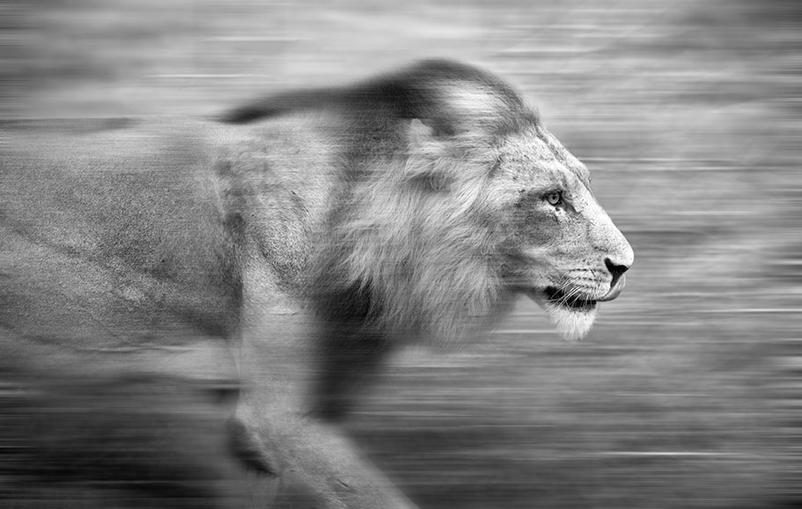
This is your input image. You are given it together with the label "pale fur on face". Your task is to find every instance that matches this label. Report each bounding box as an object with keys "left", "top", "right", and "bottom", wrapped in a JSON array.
[{"left": 544, "top": 303, "right": 598, "bottom": 341}]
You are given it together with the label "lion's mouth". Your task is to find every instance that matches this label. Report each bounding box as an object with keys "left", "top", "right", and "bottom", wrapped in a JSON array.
[
  {"left": 541, "top": 276, "right": 626, "bottom": 311},
  {"left": 543, "top": 287, "right": 597, "bottom": 312}
]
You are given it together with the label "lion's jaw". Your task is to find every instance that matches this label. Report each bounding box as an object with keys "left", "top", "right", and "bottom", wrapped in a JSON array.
[
  {"left": 514, "top": 216, "right": 630, "bottom": 341},
  {"left": 524, "top": 277, "right": 626, "bottom": 341}
]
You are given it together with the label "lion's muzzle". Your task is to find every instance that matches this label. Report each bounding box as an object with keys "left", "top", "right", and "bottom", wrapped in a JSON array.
[{"left": 596, "top": 275, "right": 626, "bottom": 302}]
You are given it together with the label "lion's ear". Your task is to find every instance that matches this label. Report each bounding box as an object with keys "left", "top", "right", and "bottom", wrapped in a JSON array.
[
  {"left": 403, "top": 119, "right": 455, "bottom": 190},
  {"left": 408, "top": 118, "right": 436, "bottom": 145},
  {"left": 407, "top": 117, "right": 460, "bottom": 148}
]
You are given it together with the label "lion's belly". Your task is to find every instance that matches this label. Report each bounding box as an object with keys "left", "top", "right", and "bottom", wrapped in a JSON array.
[{"left": 1, "top": 225, "right": 235, "bottom": 347}]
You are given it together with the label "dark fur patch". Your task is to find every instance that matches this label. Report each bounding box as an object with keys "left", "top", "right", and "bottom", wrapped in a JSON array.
[{"left": 219, "top": 59, "right": 533, "bottom": 137}]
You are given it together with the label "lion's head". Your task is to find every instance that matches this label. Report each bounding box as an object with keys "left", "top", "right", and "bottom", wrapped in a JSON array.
[
  {"left": 492, "top": 122, "right": 634, "bottom": 340},
  {"left": 225, "top": 59, "right": 633, "bottom": 342}
]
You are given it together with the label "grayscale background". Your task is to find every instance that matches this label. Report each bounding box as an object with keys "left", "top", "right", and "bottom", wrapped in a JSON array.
[{"left": 2, "top": 1, "right": 801, "bottom": 507}]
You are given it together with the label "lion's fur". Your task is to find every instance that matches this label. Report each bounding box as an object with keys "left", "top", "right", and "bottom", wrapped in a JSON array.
[{"left": 1, "top": 59, "right": 633, "bottom": 507}]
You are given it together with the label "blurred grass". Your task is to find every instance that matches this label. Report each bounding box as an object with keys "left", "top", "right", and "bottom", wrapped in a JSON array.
[{"left": 3, "top": 0, "right": 801, "bottom": 507}]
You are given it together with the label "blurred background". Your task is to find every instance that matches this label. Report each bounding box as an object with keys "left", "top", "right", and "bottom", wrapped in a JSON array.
[{"left": 2, "top": 0, "right": 801, "bottom": 507}]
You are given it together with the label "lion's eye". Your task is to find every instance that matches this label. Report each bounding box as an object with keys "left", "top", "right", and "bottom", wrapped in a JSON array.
[{"left": 544, "top": 191, "right": 563, "bottom": 206}]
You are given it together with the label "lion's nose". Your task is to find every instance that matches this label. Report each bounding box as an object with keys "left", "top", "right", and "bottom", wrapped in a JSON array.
[{"left": 604, "top": 257, "right": 630, "bottom": 289}]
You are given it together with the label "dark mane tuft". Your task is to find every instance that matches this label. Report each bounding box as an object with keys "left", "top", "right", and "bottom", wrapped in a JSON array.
[{"left": 219, "top": 59, "right": 533, "bottom": 135}]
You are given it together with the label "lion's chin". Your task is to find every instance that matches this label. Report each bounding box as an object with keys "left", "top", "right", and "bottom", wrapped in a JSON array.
[
  {"left": 543, "top": 301, "right": 597, "bottom": 341},
  {"left": 525, "top": 289, "right": 598, "bottom": 341}
]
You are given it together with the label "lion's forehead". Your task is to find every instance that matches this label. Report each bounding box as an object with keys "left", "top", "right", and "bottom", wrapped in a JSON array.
[{"left": 500, "top": 126, "right": 591, "bottom": 187}]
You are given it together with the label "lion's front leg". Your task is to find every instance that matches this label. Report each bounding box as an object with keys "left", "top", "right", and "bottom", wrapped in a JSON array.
[
  {"left": 232, "top": 336, "right": 416, "bottom": 509},
  {"left": 232, "top": 402, "right": 415, "bottom": 509},
  {"left": 232, "top": 262, "right": 416, "bottom": 509}
]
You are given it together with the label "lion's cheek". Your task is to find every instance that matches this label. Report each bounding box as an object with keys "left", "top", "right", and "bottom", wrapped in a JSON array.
[{"left": 543, "top": 302, "right": 598, "bottom": 341}]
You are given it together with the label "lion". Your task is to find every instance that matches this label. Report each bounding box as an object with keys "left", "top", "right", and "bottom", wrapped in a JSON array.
[{"left": 0, "top": 59, "right": 632, "bottom": 508}]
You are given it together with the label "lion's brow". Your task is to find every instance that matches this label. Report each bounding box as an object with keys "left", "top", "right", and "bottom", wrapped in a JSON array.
[{"left": 532, "top": 125, "right": 590, "bottom": 185}]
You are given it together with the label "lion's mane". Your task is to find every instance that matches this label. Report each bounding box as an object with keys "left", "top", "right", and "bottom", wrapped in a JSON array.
[{"left": 316, "top": 145, "right": 509, "bottom": 343}]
